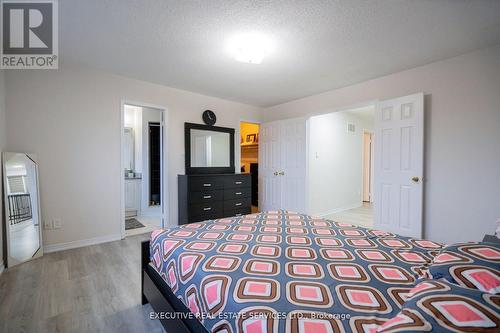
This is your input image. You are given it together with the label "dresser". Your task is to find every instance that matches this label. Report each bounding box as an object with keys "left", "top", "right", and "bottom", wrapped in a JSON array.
[{"left": 178, "top": 174, "right": 252, "bottom": 225}]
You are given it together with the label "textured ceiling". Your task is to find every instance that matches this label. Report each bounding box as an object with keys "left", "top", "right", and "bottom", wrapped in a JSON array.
[{"left": 59, "top": 0, "right": 500, "bottom": 107}]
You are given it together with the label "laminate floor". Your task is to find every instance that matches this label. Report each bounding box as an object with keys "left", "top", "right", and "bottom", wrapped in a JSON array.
[
  {"left": 0, "top": 234, "right": 165, "bottom": 333},
  {"left": 325, "top": 202, "right": 373, "bottom": 228}
]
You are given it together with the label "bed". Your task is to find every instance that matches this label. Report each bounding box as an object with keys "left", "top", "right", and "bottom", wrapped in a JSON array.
[{"left": 141, "top": 210, "right": 500, "bottom": 333}]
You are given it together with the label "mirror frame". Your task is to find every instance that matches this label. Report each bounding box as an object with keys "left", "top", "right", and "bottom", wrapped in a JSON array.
[
  {"left": 2, "top": 152, "right": 43, "bottom": 267},
  {"left": 184, "top": 122, "right": 235, "bottom": 174}
]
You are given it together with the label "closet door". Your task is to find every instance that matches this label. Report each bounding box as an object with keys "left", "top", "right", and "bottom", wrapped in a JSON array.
[
  {"left": 259, "top": 121, "right": 282, "bottom": 211},
  {"left": 259, "top": 118, "right": 307, "bottom": 213},
  {"left": 280, "top": 118, "right": 307, "bottom": 213}
]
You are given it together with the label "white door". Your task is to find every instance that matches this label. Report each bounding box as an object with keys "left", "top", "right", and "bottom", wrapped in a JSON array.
[
  {"left": 259, "top": 118, "right": 307, "bottom": 212},
  {"left": 374, "top": 93, "right": 424, "bottom": 238},
  {"left": 280, "top": 118, "right": 307, "bottom": 213},
  {"left": 259, "top": 121, "right": 282, "bottom": 211}
]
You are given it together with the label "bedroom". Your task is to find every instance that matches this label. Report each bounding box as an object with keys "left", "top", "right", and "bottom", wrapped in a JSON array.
[{"left": 0, "top": 1, "right": 499, "bottom": 332}]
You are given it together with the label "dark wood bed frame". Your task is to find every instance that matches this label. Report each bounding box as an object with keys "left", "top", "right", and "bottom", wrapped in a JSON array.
[{"left": 141, "top": 240, "right": 208, "bottom": 333}]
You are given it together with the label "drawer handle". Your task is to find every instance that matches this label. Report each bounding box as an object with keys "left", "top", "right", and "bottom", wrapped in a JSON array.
[
  {"left": 203, "top": 195, "right": 212, "bottom": 199},
  {"left": 235, "top": 181, "right": 242, "bottom": 185},
  {"left": 235, "top": 213, "right": 242, "bottom": 216},
  {"left": 235, "top": 203, "right": 242, "bottom": 206},
  {"left": 235, "top": 192, "right": 242, "bottom": 195},
  {"left": 203, "top": 207, "right": 212, "bottom": 211},
  {"left": 203, "top": 183, "right": 212, "bottom": 187}
]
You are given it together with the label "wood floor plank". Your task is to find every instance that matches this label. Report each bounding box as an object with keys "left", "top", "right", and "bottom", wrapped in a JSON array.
[
  {"left": 0, "top": 234, "right": 165, "bottom": 333},
  {"left": 326, "top": 202, "right": 373, "bottom": 228}
]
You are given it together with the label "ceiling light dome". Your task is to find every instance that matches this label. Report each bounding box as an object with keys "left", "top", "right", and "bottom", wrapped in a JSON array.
[{"left": 227, "top": 32, "right": 274, "bottom": 64}]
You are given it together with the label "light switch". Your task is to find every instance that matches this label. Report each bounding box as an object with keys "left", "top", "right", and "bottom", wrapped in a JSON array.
[{"left": 53, "top": 219, "right": 62, "bottom": 229}]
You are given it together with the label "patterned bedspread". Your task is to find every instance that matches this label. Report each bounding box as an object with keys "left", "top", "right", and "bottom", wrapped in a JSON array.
[{"left": 149, "top": 210, "right": 445, "bottom": 333}]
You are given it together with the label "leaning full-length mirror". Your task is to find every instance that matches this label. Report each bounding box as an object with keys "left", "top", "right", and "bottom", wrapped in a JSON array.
[{"left": 2, "top": 152, "right": 43, "bottom": 267}]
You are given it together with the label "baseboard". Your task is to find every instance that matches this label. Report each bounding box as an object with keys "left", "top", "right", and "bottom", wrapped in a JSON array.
[
  {"left": 44, "top": 233, "right": 122, "bottom": 253},
  {"left": 314, "top": 203, "right": 363, "bottom": 218}
]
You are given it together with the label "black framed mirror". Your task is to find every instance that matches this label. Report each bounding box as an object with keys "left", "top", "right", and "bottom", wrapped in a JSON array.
[{"left": 184, "top": 122, "right": 235, "bottom": 174}]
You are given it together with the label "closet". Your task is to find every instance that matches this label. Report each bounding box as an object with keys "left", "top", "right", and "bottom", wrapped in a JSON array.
[{"left": 258, "top": 117, "right": 307, "bottom": 213}]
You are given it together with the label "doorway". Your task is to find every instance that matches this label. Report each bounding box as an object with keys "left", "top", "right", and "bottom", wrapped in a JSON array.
[
  {"left": 121, "top": 102, "right": 167, "bottom": 238},
  {"left": 308, "top": 105, "right": 375, "bottom": 228},
  {"left": 240, "top": 122, "right": 259, "bottom": 213}
]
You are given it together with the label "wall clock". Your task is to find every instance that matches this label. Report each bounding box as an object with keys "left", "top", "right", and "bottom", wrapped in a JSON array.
[{"left": 202, "top": 110, "right": 217, "bottom": 126}]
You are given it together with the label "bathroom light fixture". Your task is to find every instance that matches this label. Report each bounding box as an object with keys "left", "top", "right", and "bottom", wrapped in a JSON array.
[{"left": 227, "top": 32, "right": 273, "bottom": 64}]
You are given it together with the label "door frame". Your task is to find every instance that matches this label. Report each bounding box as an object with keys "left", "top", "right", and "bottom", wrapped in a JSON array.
[
  {"left": 362, "top": 130, "right": 374, "bottom": 203},
  {"left": 120, "top": 100, "right": 169, "bottom": 239}
]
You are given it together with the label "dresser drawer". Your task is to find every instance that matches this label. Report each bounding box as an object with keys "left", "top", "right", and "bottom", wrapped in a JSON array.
[
  {"left": 224, "top": 197, "right": 251, "bottom": 211},
  {"left": 190, "top": 201, "right": 223, "bottom": 217},
  {"left": 179, "top": 173, "right": 253, "bottom": 225},
  {"left": 189, "top": 190, "right": 223, "bottom": 204},
  {"left": 189, "top": 176, "right": 224, "bottom": 191},
  {"left": 224, "top": 207, "right": 252, "bottom": 218},
  {"left": 224, "top": 174, "right": 251, "bottom": 189},
  {"left": 189, "top": 213, "right": 220, "bottom": 223},
  {"left": 224, "top": 187, "right": 251, "bottom": 200}
]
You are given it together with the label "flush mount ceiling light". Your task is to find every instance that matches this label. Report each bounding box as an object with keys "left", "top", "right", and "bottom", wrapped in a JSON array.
[{"left": 227, "top": 32, "right": 274, "bottom": 64}]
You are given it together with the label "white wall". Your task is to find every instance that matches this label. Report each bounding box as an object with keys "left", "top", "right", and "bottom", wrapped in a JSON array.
[
  {"left": 263, "top": 45, "right": 500, "bottom": 244},
  {"left": 309, "top": 110, "right": 373, "bottom": 216},
  {"left": 4, "top": 65, "right": 261, "bottom": 249},
  {"left": 0, "top": 70, "right": 5, "bottom": 267},
  {"left": 4, "top": 45, "right": 500, "bottom": 248}
]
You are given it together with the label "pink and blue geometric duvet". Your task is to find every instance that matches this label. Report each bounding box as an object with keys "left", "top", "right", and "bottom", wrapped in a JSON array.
[{"left": 149, "top": 210, "right": 448, "bottom": 332}]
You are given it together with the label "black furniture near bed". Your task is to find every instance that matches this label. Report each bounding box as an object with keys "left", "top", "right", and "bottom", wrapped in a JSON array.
[
  {"left": 178, "top": 173, "right": 252, "bottom": 225},
  {"left": 141, "top": 241, "right": 208, "bottom": 333},
  {"left": 179, "top": 119, "right": 252, "bottom": 225}
]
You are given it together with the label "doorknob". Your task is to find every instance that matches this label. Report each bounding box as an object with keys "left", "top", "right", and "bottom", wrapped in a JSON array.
[
  {"left": 274, "top": 171, "right": 279, "bottom": 176},
  {"left": 411, "top": 176, "right": 420, "bottom": 183},
  {"left": 279, "top": 171, "right": 285, "bottom": 176}
]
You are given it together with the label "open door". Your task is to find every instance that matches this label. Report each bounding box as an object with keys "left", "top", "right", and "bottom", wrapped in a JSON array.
[
  {"left": 259, "top": 118, "right": 307, "bottom": 212},
  {"left": 373, "top": 93, "right": 424, "bottom": 238},
  {"left": 160, "top": 111, "right": 166, "bottom": 228},
  {"left": 259, "top": 121, "right": 283, "bottom": 212}
]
